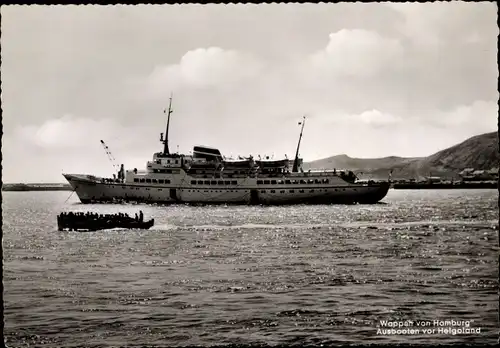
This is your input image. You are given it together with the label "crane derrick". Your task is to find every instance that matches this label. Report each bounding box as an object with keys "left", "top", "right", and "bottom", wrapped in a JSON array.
[{"left": 100, "top": 139, "right": 119, "bottom": 173}]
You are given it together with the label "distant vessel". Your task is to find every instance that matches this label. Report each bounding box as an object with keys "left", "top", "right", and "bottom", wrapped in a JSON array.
[
  {"left": 63, "top": 95, "right": 390, "bottom": 205},
  {"left": 3, "top": 183, "right": 72, "bottom": 192}
]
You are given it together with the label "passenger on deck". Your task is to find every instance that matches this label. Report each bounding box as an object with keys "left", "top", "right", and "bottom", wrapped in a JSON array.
[
  {"left": 139, "top": 210, "right": 144, "bottom": 222},
  {"left": 135, "top": 213, "right": 139, "bottom": 221}
]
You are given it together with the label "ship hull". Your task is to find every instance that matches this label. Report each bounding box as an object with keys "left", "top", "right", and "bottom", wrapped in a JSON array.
[{"left": 63, "top": 174, "right": 390, "bottom": 205}]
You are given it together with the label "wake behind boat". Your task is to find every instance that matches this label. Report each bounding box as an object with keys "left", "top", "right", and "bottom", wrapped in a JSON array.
[
  {"left": 57, "top": 211, "right": 154, "bottom": 232},
  {"left": 63, "top": 95, "right": 390, "bottom": 205}
]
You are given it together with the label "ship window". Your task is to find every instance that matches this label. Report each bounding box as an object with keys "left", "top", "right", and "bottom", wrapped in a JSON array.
[
  {"left": 231, "top": 180, "right": 237, "bottom": 185},
  {"left": 175, "top": 160, "right": 178, "bottom": 164},
  {"left": 323, "top": 179, "right": 329, "bottom": 184},
  {"left": 197, "top": 180, "right": 203, "bottom": 185},
  {"left": 167, "top": 160, "right": 171, "bottom": 163},
  {"left": 315, "top": 179, "right": 321, "bottom": 184},
  {"left": 300, "top": 180, "right": 306, "bottom": 184},
  {"left": 136, "top": 188, "right": 139, "bottom": 190},
  {"left": 158, "top": 179, "right": 164, "bottom": 184},
  {"left": 211, "top": 180, "right": 217, "bottom": 185},
  {"left": 166, "top": 170, "right": 172, "bottom": 174},
  {"left": 270, "top": 190, "right": 276, "bottom": 193},
  {"left": 280, "top": 190, "right": 285, "bottom": 193},
  {"left": 146, "top": 179, "right": 152, "bottom": 183},
  {"left": 310, "top": 189, "right": 314, "bottom": 193},
  {"left": 152, "top": 179, "right": 158, "bottom": 183},
  {"left": 299, "top": 190, "right": 305, "bottom": 193},
  {"left": 134, "top": 178, "right": 139, "bottom": 183},
  {"left": 140, "top": 179, "right": 145, "bottom": 183},
  {"left": 285, "top": 180, "right": 291, "bottom": 184},
  {"left": 165, "top": 180, "right": 171, "bottom": 184},
  {"left": 224, "top": 180, "right": 230, "bottom": 185},
  {"left": 292, "top": 180, "right": 298, "bottom": 184},
  {"left": 289, "top": 190, "right": 295, "bottom": 193},
  {"left": 261, "top": 190, "right": 266, "bottom": 193},
  {"left": 277, "top": 180, "right": 284, "bottom": 184},
  {"left": 264, "top": 180, "right": 270, "bottom": 184},
  {"left": 204, "top": 180, "right": 210, "bottom": 185},
  {"left": 158, "top": 189, "right": 162, "bottom": 191},
  {"left": 271, "top": 180, "right": 277, "bottom": 185},
  {"left": 257, "top": 180, "right": 263, "bottom": 185},
  {"left": 218, "top": 181, "right": 224, "bottom": 185},
  {"left": 308, "top": 180, "right": 314, "bottom": 184},
  {"left": 191, "top": 180, "right": 196, "bottom": 185},
  {"left": 156, "top": 160, "right": 161, "bottom": 164}
]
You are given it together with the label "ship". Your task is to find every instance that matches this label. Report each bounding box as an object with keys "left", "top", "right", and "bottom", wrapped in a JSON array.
[{"left": 63, "top": 95, "right": 390, "bottom": 205}]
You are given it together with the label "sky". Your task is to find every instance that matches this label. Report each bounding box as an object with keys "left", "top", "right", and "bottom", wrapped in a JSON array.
[{"left": 1, "top": 3, "right": 498, "bottom": 183}]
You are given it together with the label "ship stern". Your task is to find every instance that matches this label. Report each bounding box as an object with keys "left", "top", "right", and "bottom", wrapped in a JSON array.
[{"left": 358, "top": 181, "right": 390, "bottom": 204}]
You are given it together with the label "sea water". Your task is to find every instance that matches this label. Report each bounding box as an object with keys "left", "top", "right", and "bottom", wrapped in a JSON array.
[{"left": 2, "top": 189, "right": 498, "bottom": 347}]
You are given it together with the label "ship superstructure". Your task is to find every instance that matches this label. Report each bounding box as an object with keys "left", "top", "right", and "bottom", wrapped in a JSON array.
[{"left": 63, "top": 96, "right": 390, "bottom": 205}]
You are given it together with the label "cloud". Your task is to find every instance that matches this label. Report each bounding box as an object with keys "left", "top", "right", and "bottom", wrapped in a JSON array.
[
  {"left": 14, "top": 115, "right": 121, "bottom": 150},
  {"left": 312, "top": 108, "right": 402, "bottom": 128},
  {"left": 139, "top": 47, "right": 263, "bottom": 99},
  {"left": 387, "top": 2, "right": 498, "bottom": 46},
  {"left": 427, "top": 100, "right": 498, "bottom": 132},
  {"left": 357, "top": 109, "right": 401, "bottom": 127},
  {"left": 308, "top": 29, "right": 404, "bottom": 77},
  {"left": 3, "top": 115, "right": 159, "bottom": 182}
]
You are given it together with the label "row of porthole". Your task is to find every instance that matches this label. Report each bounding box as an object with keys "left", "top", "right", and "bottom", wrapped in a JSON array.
[
  {"left": 257, "top": 179, "right": 330, "bottom": 185},
  {"left": 133, "top": 178, "right": 172, "bottom": 184},
  {"left": 113, "top": 186, "right": 355, "bottom": 193},
  {"left": 185, "top": 190, "right": 241, "bottom": 193},
  {"left": 116, "top": 186, "right": 162, "bottom": 191},
  {"left": 260, "top": 188, "right": 352, "bottom": 193}
]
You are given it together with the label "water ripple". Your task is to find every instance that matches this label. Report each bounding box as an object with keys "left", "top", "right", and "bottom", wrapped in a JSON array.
[{"left": 2, "top": 189, "right": 498, "bottom": 347}]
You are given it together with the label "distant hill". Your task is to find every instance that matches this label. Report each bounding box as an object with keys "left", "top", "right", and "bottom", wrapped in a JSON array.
[{"left": 304, "top": 132, "right": 499, "bottom": 179}]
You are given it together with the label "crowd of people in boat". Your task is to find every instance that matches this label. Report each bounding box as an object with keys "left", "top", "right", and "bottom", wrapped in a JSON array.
[{"left": 58, "top": 210, "right": 145, "bottom": 224}]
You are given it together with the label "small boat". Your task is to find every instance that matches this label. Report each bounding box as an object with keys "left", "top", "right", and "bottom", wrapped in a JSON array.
[{"left": 57, "top": 211, "right": 154, "bottom": 232}]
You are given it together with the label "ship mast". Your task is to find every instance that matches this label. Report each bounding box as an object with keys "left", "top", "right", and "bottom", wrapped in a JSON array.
[
  {"left": 162, "top": 93, "right": 173, "bottom": 155},
  {"left": 292, "top": 115, "right": 306, "bottom": 173}
]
